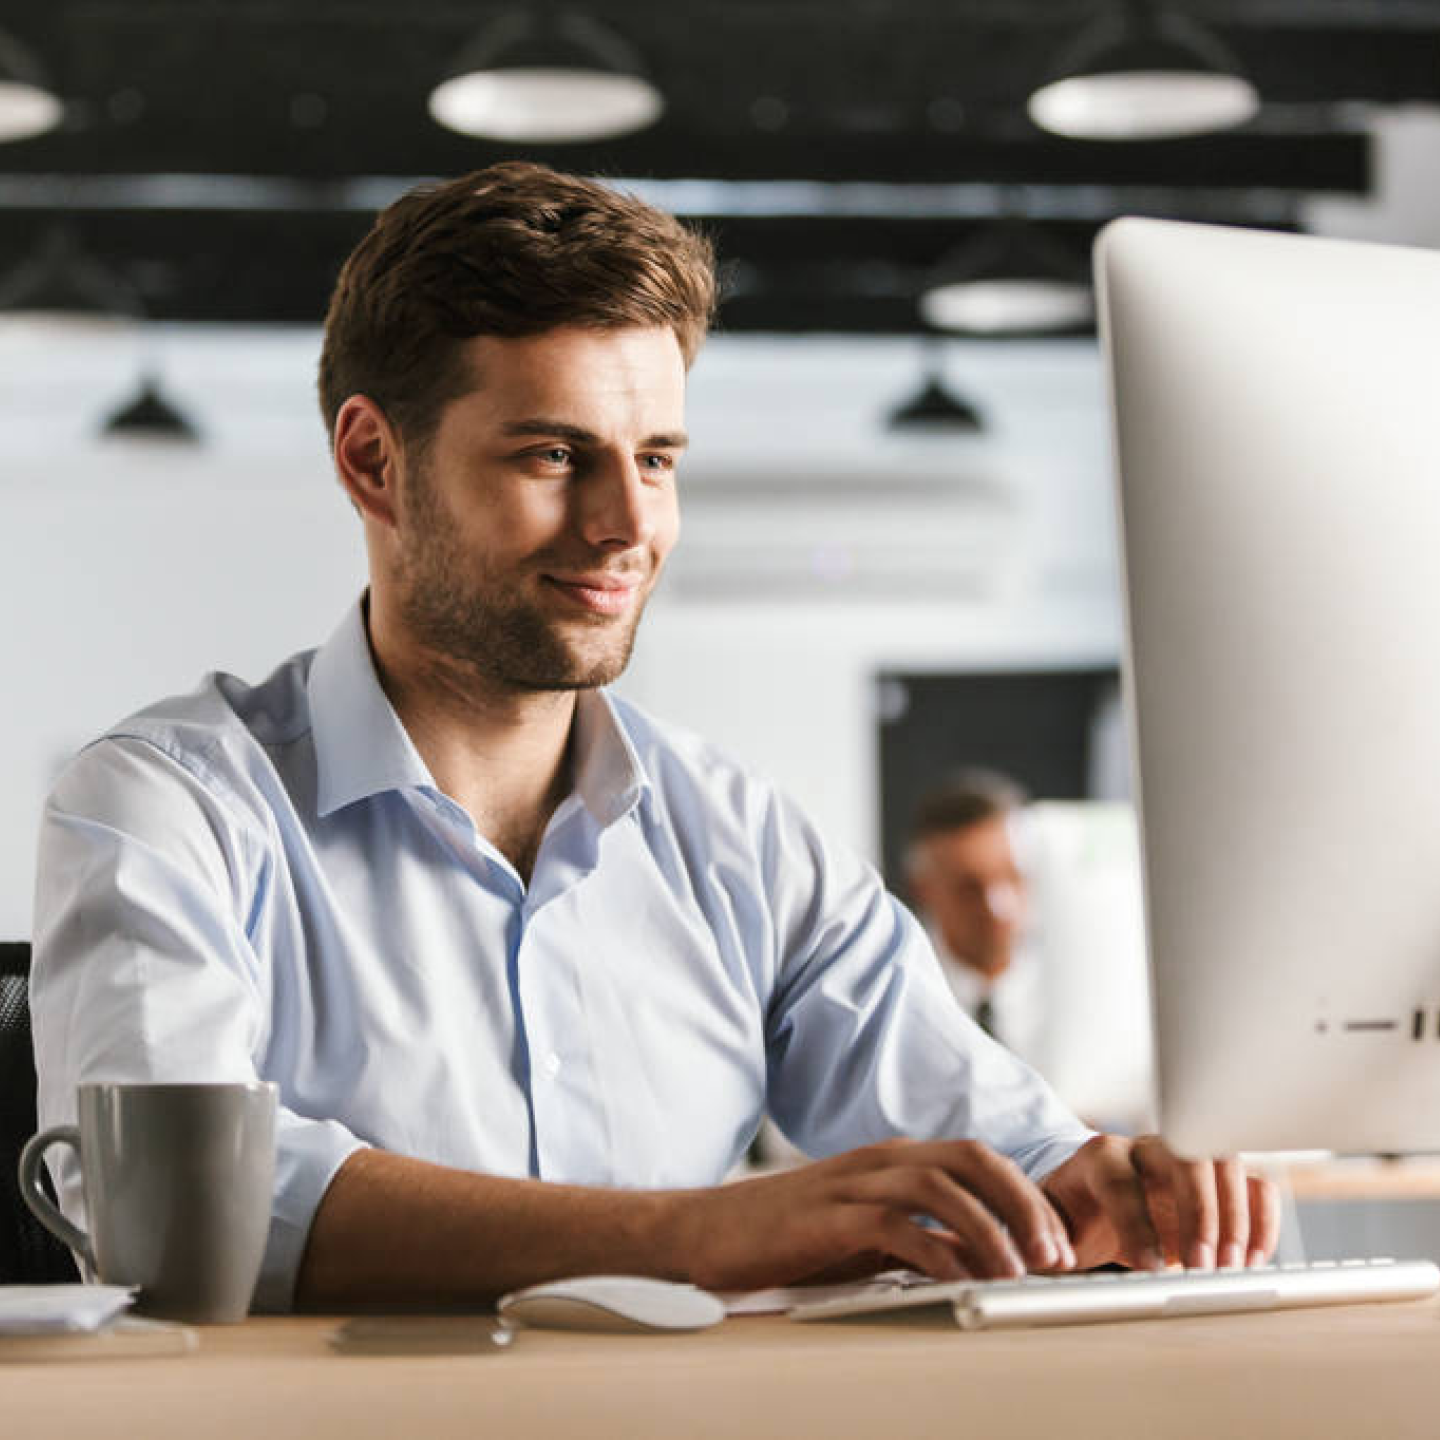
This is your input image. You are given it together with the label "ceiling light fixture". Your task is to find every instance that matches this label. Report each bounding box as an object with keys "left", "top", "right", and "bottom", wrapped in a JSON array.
[
  {"left": 1028, "top": 0, "right": 1260, "bottom": 142},
  {"left": 887, "top": 354, "right": 985, "bottom": 433},
  {"left": 429, "top": 11, "right": 663, "bottom": 143},
  {"left": 919, "top": 221, "right": 1093, "bottom": 337},
  {"left": 0, "top": 229, "right": 139, "bottom": 327},
  {"left": 101, "top": 370, "right": 201, "bottom": 443},
  {"left": 0, "top": 29, "right": 63, "bottom": 143}
]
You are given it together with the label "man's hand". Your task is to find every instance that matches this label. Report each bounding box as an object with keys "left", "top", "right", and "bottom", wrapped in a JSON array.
[
  {"left": 665, "top": 1138, "right": 1076, "bottom": 1292},
  {"left": 298, "top": 1133, "right": 1283, "bottom": 1310},
  {"left": 1040, "top": 1133, "right": 1282, "bottom": 1272},
  {"left": 298, "top": 1139, "right": 1078, "bottom": 1308}
]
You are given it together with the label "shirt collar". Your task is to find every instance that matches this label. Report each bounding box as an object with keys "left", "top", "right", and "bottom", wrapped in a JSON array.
[
  {"left": 308, "top": 597, "right": 652, "bottom": 827},
  {"left": 933, "top": 925, "right": 1033, "bottom": 1007},
  {"left": 569, "top": 688, "right": 652, "bottom": 828},
  {"left": 309, "top": 598, "right": 435, "bottom": 818}
]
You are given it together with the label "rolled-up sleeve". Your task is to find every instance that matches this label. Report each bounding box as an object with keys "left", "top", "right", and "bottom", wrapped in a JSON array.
[
  {"left": 759, "top": 786, "right": 1094, "bottom": 1180},
  {"left": 31, "top": 736, "right": 366, "bottom": 1312}
]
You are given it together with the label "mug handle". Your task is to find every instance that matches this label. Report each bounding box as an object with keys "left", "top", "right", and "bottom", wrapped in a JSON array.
[{"left": 18, "top": 1126, "right": 96, "bottom": 1272}]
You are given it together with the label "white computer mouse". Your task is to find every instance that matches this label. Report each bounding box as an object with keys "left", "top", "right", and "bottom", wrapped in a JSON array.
[{"left": 496, "top": 1275, "right": 727, "bottom": 1334}]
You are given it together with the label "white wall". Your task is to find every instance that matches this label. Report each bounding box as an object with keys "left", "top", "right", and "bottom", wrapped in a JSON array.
[
  {"left": 627, "top": 336, "right": 1121, "bottom": 857},
  {"left": 0, "top": 323, "right": 1121, "bottom": 938}
]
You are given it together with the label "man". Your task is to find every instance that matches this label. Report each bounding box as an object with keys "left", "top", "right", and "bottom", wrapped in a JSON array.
[
  {"left": 906, "top": 770, "right": 1041, "bottom": 1061},
  {"left": 32, "top": 163, "right": 1276, "bottom": 1313}
]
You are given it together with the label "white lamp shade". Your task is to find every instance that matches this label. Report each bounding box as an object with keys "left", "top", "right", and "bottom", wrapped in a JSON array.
[
  {"left": 1028, "top": 70, "right": 1259, "bottom": 141},
  {"left": 0, "top": 78, "right": 62, "bottom": 142},
  {"left": 428, "top": 66, "right": 663, "bottom": 142},
  {"left": 920, "top": 277, "right": 1095, "bottom": 335}
]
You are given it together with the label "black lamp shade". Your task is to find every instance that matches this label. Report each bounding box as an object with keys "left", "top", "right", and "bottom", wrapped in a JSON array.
[
  {"left": 887, "top": 373, "right": 985, "bottom": 432},
  {"left": 102, "top": 376, "right": 200, "bottom": 442}
]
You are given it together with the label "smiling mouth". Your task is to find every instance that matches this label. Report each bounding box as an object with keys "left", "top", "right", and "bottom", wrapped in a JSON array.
[{"left": 543, "top": 575, "right": 644, "bottom": 617}]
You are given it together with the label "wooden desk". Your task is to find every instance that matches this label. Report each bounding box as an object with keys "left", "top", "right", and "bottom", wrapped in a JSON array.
[
  {"left": 1278, "top": 1158, "right": 1440, "bottom": 1201},
  {"left": 6, "top": 1302, "right": 1440, "bottom": 1440}
]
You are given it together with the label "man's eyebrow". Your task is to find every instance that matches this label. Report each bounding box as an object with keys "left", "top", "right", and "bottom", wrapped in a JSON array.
[
  {"left": 500, "top": 419, "right": 598, "bottom": 443},
  {"left": 500, "top": 418, "right": 689, "bottom": 450}
]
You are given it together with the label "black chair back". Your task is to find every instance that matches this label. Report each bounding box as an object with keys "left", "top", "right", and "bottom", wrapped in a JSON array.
[{"left": 1, "top": 941, "right": 79, "bottom": 1282}]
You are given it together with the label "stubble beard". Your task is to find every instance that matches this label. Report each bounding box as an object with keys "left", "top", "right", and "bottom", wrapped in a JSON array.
[{"left": 395, "top": 472, "right": 650, "bottom": 695}]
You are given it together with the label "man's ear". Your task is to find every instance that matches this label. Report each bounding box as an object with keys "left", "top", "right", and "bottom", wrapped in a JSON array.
[{"left": 333, "top": 395, "right": 404, "bottom": 527}]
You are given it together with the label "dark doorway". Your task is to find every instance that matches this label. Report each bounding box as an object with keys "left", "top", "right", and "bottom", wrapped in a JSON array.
[{"left": 876, "top": 668, "right": 1122, "bottom": 887}]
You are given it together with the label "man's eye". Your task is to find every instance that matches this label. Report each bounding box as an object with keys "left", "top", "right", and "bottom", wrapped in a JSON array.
[
  {"left": 641, "top": 453, "right": 676, "bottom": 474},
  {"left": 523, "top": 447, "right": 574, "bottom": 470}
]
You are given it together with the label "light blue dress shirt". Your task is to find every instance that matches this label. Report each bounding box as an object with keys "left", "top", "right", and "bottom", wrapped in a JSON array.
[{"left": 32, "top": 600, "right": 1091, "bottom": 1310}]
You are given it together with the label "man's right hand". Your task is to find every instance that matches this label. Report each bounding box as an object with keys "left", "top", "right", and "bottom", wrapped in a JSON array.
[
  {"left": 661, "top": 1138, "right": 1077, "bottom": 1292},
  {"left": 297, "top": 1138, "right": 1077, "bottom": 1308}
]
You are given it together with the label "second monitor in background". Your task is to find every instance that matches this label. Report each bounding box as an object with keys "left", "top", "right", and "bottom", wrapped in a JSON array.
[{"left": 1024, "top": 801, "right": 1152, "bottom": 1134}]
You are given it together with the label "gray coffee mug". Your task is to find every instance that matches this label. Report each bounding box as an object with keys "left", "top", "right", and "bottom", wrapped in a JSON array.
[{"left": 19, "top": 1081, "right": 277, "bottom": 1323}]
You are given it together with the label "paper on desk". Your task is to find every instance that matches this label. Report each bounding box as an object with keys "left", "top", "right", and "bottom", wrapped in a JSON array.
[
  {"left": 722, "top": 1271, "right": 918, "bottom": 1316},
  {"left": 0, "top": 1285, "right": 136, "bottom": 1334}
]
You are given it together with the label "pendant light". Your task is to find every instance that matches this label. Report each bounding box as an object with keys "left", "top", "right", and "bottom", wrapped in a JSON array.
[
  {"left": 0, "top": 29, "right": 63, "bottom": 143},
  {"left": 429, "top": 10, "right": 663, "bottom": 143},
  {"left": 101, "top": 370, "right": 201, "bottom": 443},
  {"left": 887, "top": 349, "right": 985, "bottom": 433},
  {"left": 1028, "top": 0, "right": 1259, "bottom": 142},
  {"left": 0, "top": 229, "right": 138, "bottom": 329},
  {"left": 919, "top": 221, "right": 1093, "bottom": 337}
]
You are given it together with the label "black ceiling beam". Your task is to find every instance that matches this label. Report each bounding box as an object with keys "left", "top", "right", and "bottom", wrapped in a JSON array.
[
  {"left": 0, "top": 206, "right": 1297, "bottom": 332},
  {"left": 0, "top": 7, "right": 1390, "bottom": 189},
  {"left": 0, "top": 129, "right": 1371, "bottom": 190}
]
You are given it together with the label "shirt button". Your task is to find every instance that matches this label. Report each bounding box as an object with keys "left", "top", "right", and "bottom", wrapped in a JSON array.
[{"left": 542, "top": 1052, "right": 562, "bottom": 1079}]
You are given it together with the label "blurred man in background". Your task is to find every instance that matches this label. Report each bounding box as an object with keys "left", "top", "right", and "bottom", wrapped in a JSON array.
[
  {"left": 908, "top": 770, "right": 1155, "bottom": 1133},
  {"left": 907, "top": 770, "right": 1044, "bottom": 1068}
]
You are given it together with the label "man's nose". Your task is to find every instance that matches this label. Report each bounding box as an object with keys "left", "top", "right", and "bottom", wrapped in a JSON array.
[
  {"left": 983, "top": 882, "right": 1022, "bottom": 922},
  {"left": 578, "top": 455, "right": 655, "bottom": 551}
]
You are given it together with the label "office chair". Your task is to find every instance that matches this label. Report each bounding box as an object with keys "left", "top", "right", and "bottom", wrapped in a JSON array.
[{"left": 0, "top": 941, "right": 79, "bottom": 1282}]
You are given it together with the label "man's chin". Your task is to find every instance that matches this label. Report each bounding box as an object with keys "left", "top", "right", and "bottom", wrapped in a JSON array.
[
  {"left": 516, "top": 667, "right": 625, "bottom": 693},
  {"left": 505, "top": 639, "right": 638, "bottom": 692}
]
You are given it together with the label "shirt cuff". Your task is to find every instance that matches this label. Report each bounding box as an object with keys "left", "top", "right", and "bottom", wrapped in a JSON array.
[
  {"left": 1013, "top": 1127, "right": 1098, "bottom": 1184},
  {"left": 253, "top": 1110, "right": 369, "bottom": 1313}
]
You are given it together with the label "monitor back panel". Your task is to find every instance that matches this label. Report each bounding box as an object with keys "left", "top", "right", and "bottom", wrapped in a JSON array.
[{"left": 1098, "top": 217, "right": 1440, "bottom": 1156}]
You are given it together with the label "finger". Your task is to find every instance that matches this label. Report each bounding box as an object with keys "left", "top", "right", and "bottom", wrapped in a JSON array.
[
  {"left": 892, "top": 1140, "right": 1073, "bottom": 1271},
  {"left": 825, "top": 1203, "right": 967, "bottom": 1282},
  {"left": 843, "top": 1166, "right": 1025, "bottom": 1278},
  {"left": 1092, "top": 1135, "right": 1165, "bottom": 1270},
  {"left": 1214, "top": 1157, "right": 1250, "bottom": 1268},
  {"left": 1246, "top": 1173, "right": 1283, "bottom": 1267},
  {"left": 873, "top": 1214, "right": 970, "bottom": 1282},
  {"left": 1135, "top": 1138, "right": 1218, "bottom": 1269}
]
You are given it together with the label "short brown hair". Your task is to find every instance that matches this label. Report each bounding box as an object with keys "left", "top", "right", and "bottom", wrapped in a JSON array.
[
  {"left": 909, "top": 768, "right": 1028, "bottom": 842},
  {"left": 317, "top": 161, "right": 717, "bottom": 447}
]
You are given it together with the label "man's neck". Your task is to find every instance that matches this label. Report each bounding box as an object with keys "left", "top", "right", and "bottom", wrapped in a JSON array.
[{"left": 366, "top": 608, "right": 579, "bottom": 882}]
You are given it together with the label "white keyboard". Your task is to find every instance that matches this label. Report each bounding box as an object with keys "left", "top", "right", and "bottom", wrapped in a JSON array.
[{"left": 787, "top": 1258, "right": 1440, "bottom": 1330}]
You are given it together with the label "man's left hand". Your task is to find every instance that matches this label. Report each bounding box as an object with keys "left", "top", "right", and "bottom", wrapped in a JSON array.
[{"left": 1041, "top": 1133, "right": 1281, "bottom": 1272}]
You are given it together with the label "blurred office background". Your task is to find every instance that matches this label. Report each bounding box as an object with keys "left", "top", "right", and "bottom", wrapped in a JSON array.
[{"left": 5, "top": 0, "right": 1440, "bottom": 1155}]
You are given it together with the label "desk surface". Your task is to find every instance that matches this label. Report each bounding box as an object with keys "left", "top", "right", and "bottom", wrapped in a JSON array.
[
  {"left": 7, "top": 1301, "right": 1440, "bottom": 1440},
  {"left": 1278, "top": 1157, "right": 1440, "bottom": 1201}
]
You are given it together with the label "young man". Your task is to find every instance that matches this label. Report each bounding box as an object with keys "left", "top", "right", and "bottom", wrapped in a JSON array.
[{"left": 32, "top": 163, "right": 1277, "bottom": 1312}]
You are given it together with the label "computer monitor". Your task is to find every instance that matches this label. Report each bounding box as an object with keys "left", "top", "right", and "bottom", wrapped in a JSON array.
[
  {"left": 1020, "top": 800, "right": 1154, "bottom": 1134},
  {"left": 1096, "top": 218, "right": 1440, "bottom": 1157}
]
